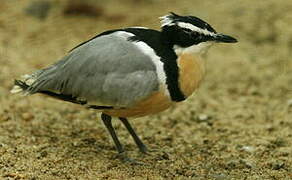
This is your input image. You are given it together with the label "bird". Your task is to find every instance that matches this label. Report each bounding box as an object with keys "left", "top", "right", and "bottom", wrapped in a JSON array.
[{"left": 11, "top": 12, "right": 237, "bottom": 159}]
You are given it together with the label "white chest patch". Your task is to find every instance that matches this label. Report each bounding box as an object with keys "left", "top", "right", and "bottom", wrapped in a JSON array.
[{"left": 174, "top": 42, "right": 213, "bottom": 56}]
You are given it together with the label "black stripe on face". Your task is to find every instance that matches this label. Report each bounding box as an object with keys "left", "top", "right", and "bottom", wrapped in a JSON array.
[
  {"left": 162, "top": 26, "right": 214, "bottom": 48},
  {"left": 124, "top": 28, "right": 186, "bottom": 102},
  {"left": 88, "top": 105, "right": 114, "bottom": 109}
]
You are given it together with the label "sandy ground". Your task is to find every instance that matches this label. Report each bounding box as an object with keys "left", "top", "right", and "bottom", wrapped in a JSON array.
[{"left": 1, "top": 0, "right": 292, "bottom": 179}]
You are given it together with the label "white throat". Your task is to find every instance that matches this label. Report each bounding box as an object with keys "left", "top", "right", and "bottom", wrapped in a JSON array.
[{"left": 173, "top": 42, "right": 213, "bottom": 56}]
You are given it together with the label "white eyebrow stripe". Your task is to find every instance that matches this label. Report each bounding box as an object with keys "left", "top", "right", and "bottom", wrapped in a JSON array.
[
  {"left": 177, "top": 22, "right": 216, "bottom": 36},
  {"left": 159, "top": 15, "right": 175, "bottom": 27}
]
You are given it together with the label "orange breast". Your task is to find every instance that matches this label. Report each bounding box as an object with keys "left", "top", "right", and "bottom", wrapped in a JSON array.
[
  {"left": 177, "top": 53, "right": 205, "bottom": 97},
  {"left": 103, "top": 89, "right": 173, "bottom": 118},
  {"left": 103, "top": 53, "right": 205, "bottom": 118}
]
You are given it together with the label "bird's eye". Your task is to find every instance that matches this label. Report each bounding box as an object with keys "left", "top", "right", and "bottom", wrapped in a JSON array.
[{"left": 181, "top": 28, "right": 194, "bottom": 38}]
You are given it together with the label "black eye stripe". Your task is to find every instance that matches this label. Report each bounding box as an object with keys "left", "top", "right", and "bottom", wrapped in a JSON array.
[
  {"left": 180, "top": 27, "right": 207, "bottom": 36},
  {"left": 183, "top": 28, "right": 214, "bottom": 43},
  {"left": 181, "top": 28, "right": 192, "bottom": 32}
]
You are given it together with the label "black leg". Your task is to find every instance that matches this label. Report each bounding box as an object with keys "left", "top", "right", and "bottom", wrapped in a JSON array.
[
  {"left": 101, "top": 113, "right": 124, "bottom": 153},
  {"left": 119, "top": 117, "right": 148, "bottom": 153}
]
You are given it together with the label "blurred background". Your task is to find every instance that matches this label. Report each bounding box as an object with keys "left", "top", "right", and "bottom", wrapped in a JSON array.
[{"left": 0, "top": 0, "right": 291, "bottom": 179}]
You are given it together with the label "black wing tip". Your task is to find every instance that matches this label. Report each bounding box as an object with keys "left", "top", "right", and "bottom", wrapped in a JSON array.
[
  {"left": 14, "top": 79, "right": 30, "bottom": 91},
  {"left": 87, "top": 105, "right": 114, "bottom": 109}
]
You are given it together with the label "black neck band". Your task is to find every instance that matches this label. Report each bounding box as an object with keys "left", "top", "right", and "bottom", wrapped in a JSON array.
[{"left": 125, "top": 28, "right": 186, "bottom": 102}]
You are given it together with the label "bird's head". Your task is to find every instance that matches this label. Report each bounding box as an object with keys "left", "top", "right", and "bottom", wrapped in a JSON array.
[{"left": 160, "top": 12, "right": 237, "bottom": 55}]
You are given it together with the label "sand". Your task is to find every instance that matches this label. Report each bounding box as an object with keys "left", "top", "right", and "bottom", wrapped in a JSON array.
[{"left": 0, "top": 0, "right": 291, "bottom": 179}]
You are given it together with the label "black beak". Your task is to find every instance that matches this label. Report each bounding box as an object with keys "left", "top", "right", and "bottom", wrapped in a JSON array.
[{"left": 214, "top": 33, "right": 238, "bottom": 43}]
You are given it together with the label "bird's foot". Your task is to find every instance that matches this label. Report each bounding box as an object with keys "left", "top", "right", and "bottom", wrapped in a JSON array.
[
  {"left": 138, "top": 144, "right": 161, "bottom": 155},
  {"left": 115, "top": 152, "right": 145, "bottom": 165},
  {"left": 137, "top": 144, "right": 149, "bottom": 154}
]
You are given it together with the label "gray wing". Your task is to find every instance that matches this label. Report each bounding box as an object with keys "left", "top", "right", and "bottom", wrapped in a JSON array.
[{"left": 27, "top": 32, "right": 159, "bottom": 107}]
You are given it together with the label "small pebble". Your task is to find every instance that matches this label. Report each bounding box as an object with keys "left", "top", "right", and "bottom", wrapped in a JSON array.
[
  {"left": 241, "top": 146, "right": 255, "bottom": 153},
  {"left": 72, "top": 141, "right": 79, "bottom": 146},
  {"left": 197, "top": 114, "right": 210, "bottom": 121},
  {"left": 21, "top": 112, "right": 34, "bottom": 121},
  {"left": 0, "top": 115, "right": 10, "bottom": 122},
  {"left": 239, "top": 159, "right": 255, "bottom": 169},
  {"left": 25, "top": 0, "right": 52, "bottom": 20}
]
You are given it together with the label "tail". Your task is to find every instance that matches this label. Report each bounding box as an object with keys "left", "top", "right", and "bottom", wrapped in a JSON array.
[
  {"left": 10, "top": 73, "right": 90, "bottom": 106},
  {"left": 10, "top": 74, "right": 36, "bottom": 94}
]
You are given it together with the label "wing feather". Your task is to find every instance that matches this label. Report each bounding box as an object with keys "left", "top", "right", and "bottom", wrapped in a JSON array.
[{"left": 26, "top": 31, "right": 159, "bottom": 107}]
